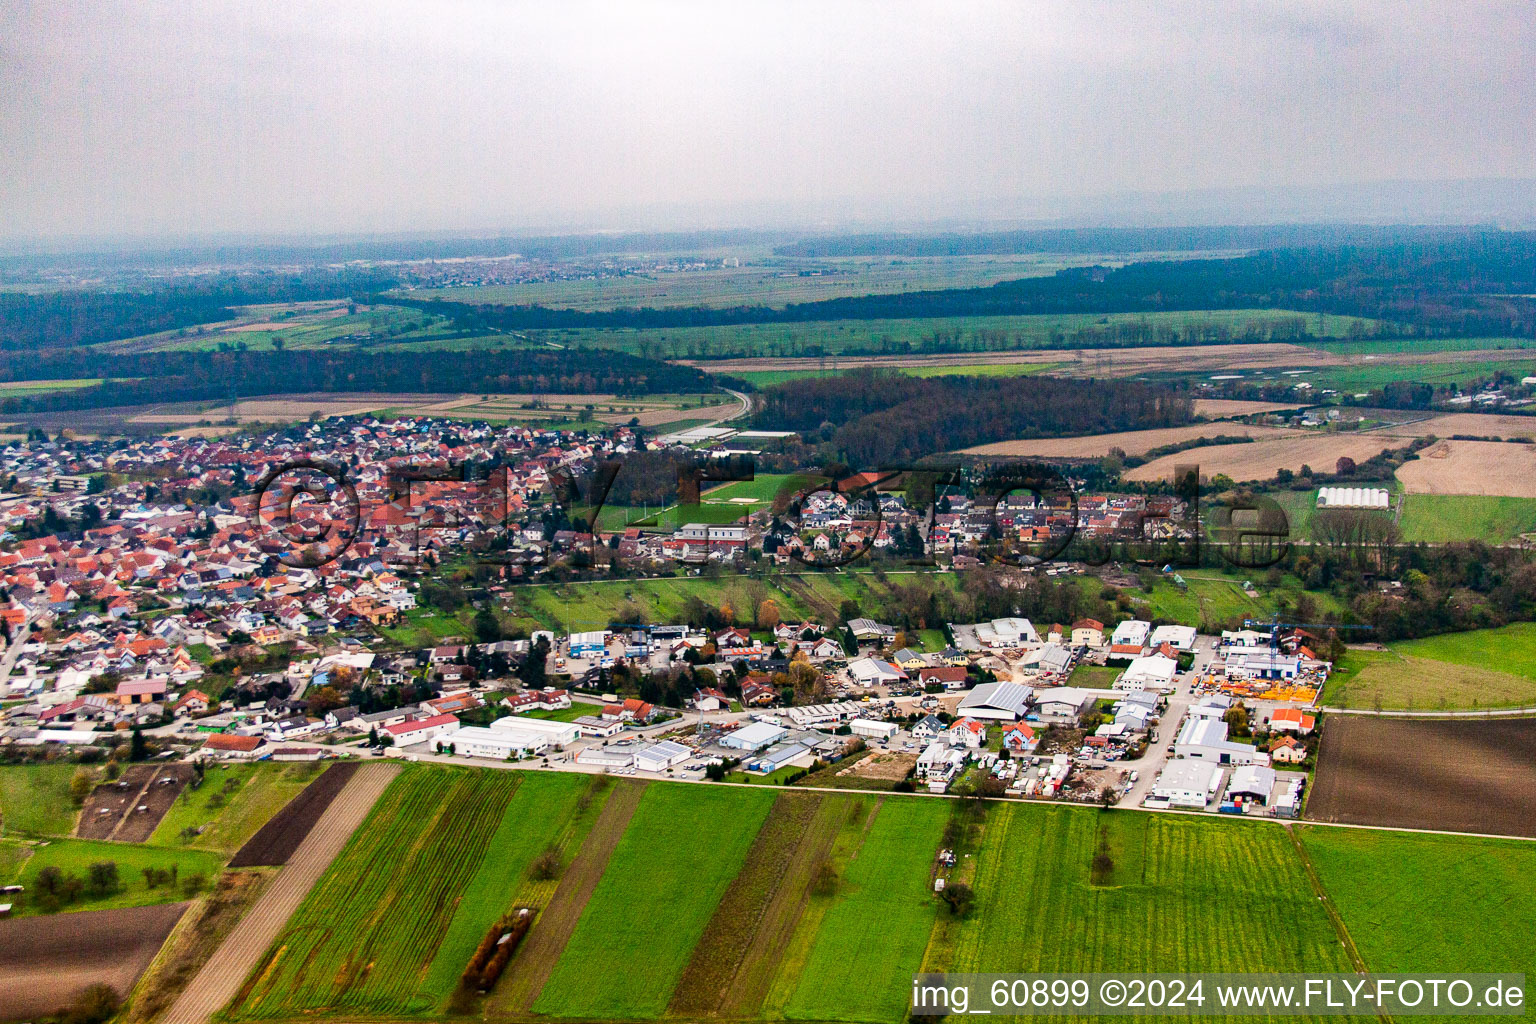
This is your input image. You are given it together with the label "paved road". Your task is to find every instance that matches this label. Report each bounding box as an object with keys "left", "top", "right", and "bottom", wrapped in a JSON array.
[
  {"left": 1119, "top": 636, "right": 1216, "bottom": 807},
  {"left": 160, "top": 763, "right": 399, "bottom": 1024},
  {"left": 0, "top": 618, "right": 32, "bottom": 688},
  {"left": 713, "top": 387, "right": 752, "bottom": 424}
]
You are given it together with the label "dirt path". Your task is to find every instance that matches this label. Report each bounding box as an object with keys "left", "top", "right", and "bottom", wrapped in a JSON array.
[
  {"left": 158, "top": 763, "right": 398, "bottom": 1024},
  {"left": 1284, "top": 825, "right": 1392, "bottom": 1024},
  {"left": 493, "top": 779, "right": 647, "bottom": 1013}
]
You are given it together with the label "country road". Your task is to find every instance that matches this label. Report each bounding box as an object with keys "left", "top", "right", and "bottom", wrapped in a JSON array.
[{"left": 1322, "top": 705, "right": 1536, "bottom": 718}]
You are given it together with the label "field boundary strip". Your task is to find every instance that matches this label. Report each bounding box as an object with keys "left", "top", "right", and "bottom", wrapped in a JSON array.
[{"left": 158, "top": 763, "right": 398, "bottom": 1024}]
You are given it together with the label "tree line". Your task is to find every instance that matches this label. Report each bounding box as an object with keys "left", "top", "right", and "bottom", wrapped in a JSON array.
[
  {"left": 0, "top": 267, "right": 399, "bottom": 350},
  {"left": 752, "top": 370, "right": 1191, "bottom": 465},
  {"left": 391, "top": 231, "right": 1536, "bottom": 340},
  {"left": 0, "top": 347, "right": 723, "bottom": 413}
]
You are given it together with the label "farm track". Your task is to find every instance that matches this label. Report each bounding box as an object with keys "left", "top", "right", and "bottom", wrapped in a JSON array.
[
  {"left": 159, "top": 763, "right": 398, "bottom": 1024},
  {"left": 493, "top": 779, "right": 647, "bottom": 1013}
]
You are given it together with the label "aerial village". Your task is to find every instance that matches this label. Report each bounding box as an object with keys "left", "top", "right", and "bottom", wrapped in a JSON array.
[{"left": 0, "top": 416, "right": 1324, "bottom": 818}]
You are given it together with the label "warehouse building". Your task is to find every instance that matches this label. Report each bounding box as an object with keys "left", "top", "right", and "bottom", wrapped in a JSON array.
[
  {"left": 635, "top": 740, "right": 693, "bottom": 772},
  {"left": 1033, "top": 685, "right": 1092, "bottom": 723},
  {"left": 957, "top": 681, "right": 1034, "bottom": 721},
  {"left": 747, "top": 741, "right": 812, "bottom": 774},
  {"left": 784, "top": 701, "right": 863, "bottom": 729},
  {"left": 1224, "top": 764, "right": 1277, "bottom": 805},
  {"left": 1117, "top": 654, "right": 1178, "bottom": 692},
  {"left": 576, "top": 745, "right": 637, "bottom": 768},
  {"left": 721, "top": 720, "right": 789, "bottom": 752},
  {"left": 443, "top": 725, "right": 549, "bottom": 760},
  {"left": 1152, "top": 761, "right": 1224, "bottom": 809},
  {"left": 1173, "top": 717, "right": 1269, "bottom": 766},
  {"left": 568, "top": 630, "right": 609, "bottom": 657},
  {"left": 850, "top": 718, "right": 900, "bottom": 740},
  {"left": 491, "top": 715, "right": 580, "bottom": 747}
]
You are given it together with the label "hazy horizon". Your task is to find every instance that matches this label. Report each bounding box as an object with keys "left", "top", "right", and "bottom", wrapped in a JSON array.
[{"left": 4, "top": 1, "right": 1536, "bottom": 241}]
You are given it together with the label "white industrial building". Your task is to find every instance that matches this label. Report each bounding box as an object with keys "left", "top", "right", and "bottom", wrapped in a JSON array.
[
  {"left": 491, "top": 715, "right": 580, "bottom": 747},
  {"left": 1033, "top": 686, "right": 1092, "bottom": 723},
  {"left": 1108, "top": 619, "right": 1151, "bottom": 660},
  {"left": 1316, "top": 487, "right": 1390, "bottom": 509},
  {"left": 1188, "top": 694, "right": 1234, "bottom": 720},
  {"left": 577, "top": 745, "right": 636, "bottom": 768},
  {"left": 635, "top": 740, "right": 693, "bottom": 772},
  {"left": 850, "top": 718, "right": 900, "bottom": 740},
  {"left": 1224, "top": 764, "right": 1277, "bottom": 805},
  {"left": 957, "top": 681, "right": 1034, "bottom": 720},
  {"left": 973, "top": 617, "right": 1040, "bottom": 648},
  {"left": 443, "top": 725, "right": 549, "bottom": 760},
  {"left": 848, "top": 658, "right": 907, "bottom": 687},
  {"left": 1173, "top": 717, "right": 1269, "bottom": 766},
  {"left": 1117, "top": 654, "right": 1178, "bottom": 692},
  {"left": 721, "top": 720, "right": 789, "bottom": 752},
  {"left": 1152, "top": 761, "right": 1224, "bottom": 808},
  {"left": 1148, "top": 624, "right": 1197, "bottom": 652},
  {"left": 568, "top": 630, "right": 609, "bottom": 657},
  {"left": 783, "top": 701, "right": 862, "bottom": 729},
  {"left": 747, "top": 741, "right": 812, "bottom": 773},
  {"left": 1223, "top": 649, "right": 1302, "bottom": 681}
]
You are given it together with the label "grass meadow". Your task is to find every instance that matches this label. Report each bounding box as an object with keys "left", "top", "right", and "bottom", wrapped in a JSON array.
[
  {"left": 0, "top": 835, "right": 224, "bottom": 916},
  {"left": 1325, "top": 624, "right": 1536, "bottom": 709},
  {"left": 0, "top": 763, "right": 81, "bottom": 837},
  {"left": 150, "top": 762, "right": 324, "bottom": 854}
]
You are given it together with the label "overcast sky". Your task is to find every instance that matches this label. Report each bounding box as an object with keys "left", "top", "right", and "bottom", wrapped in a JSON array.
[{"left": 3, "top": 0, "right": 1535, "bottom": 240}]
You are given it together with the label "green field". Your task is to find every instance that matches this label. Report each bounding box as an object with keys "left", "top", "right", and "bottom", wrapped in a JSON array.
[
  {"left": 1301, "top": 826, "right": 1536, "bottom": 991},
  {"left": 1307, "top": 335, "right": 1536, "bottom": 357},
  {"left": 419, "top": 308, "right": 1369, "bottom": 362},
  {"left": 939, "top": 805, "right": 1349, "bottom": 982},
  {"left": 534, "top": 785, "right": 775, "bottom": 1018},
  {"left": 0, "top": 377, "right": 108, "bottom": 397},
  {"left": 1399, "top": 493, "right": 1536, "bottom": 543},
  {"left": 398, "top": 255, "right": 1085, "bottom": 312},
  {"left": 1078, "top": 574, "right": 1345, "bottom": 633},
  {"left": 0, "top": 836, "right": 224, "bottom": 916},
  {"left": 505, "top": 568, "right": 964, "bottom": 635},
  {"left": 735, "top": 362, "right": 1062, "bottom": 387},
  {"left": 781, "top": 797, "right": 950, "bottom": 1022},
  {"left": 104, "top": 302, "right": 462, "bottom": 353},
  {"left": 232, "top": 766, "right": 523, "bottom": 1018},
  {"left": 0, "top": 763, "right": 81, "bottom": 837},
  {"left": 593, "top": 473, "right": 804, "bottom": 532},
  {"left": 218, "top": 766, "right": 1536, "bottom": 1023},
  {"left": 149, "top": 762, "right": 324, "bottom": 854},
  {"left": 420, "top": 772, "right": 595, "bottom": 1006},
  {"left": 1324, "top": 624, "right": 1536, "bottom": 709}
]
